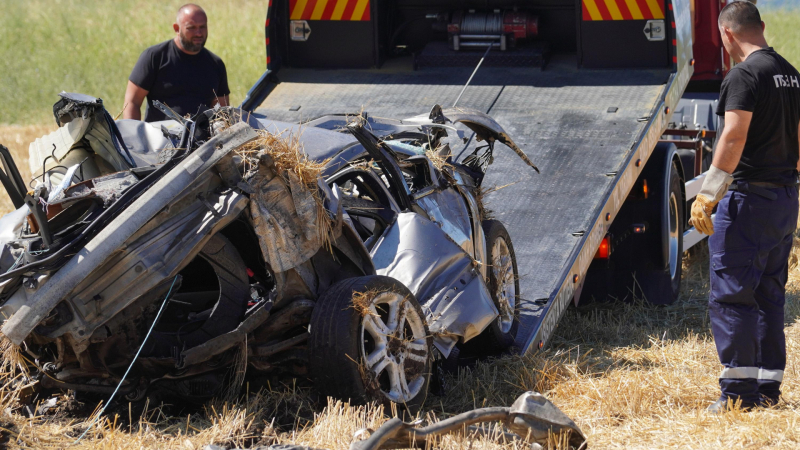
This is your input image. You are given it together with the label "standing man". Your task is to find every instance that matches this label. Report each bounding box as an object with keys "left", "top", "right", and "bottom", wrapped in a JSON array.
[
  {"left": 123, "top": 4, "right": 230, "bottom": 122},
  {"left": 690, "top": 0, "right": 800, "bottom": 413}
]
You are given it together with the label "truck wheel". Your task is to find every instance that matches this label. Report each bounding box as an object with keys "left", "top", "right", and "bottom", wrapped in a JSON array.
[
  {"left": 639, "top": 159, "right": 684, "bottom": 304},
  {"left": 582, "top": 145, "right": 684, "bottom": 306},
  {"left": 463, "top": 220, "right": 520, "bottom": 354},
  {"left": 663, "top": 160, "right": 684, "bottom": 301},
  {"left": 308, "top": 276, "right": 432, "bottom": 414}
]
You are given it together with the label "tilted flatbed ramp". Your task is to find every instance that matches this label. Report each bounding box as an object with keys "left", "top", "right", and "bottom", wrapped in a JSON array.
[{"left": 255, "top": 55, "right": 690, "bottom": 353}]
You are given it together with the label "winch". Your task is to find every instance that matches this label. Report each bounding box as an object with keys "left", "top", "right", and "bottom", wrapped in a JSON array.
[{"left": 440, "top": 10, "right": 539, "bottom": 51}]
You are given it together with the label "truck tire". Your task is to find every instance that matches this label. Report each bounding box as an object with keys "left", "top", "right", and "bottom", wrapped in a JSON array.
[
  {"left": 308, "top": 276, "right": 432, "bottom": 414},
  {"left": 462, "top": 220, "right": 520, "bottom": 354},
  {"left": 638, "top": 159, "right": 684, "bottom": 304},
  {"left": 581, "top": 145, "right": 684, "bottom": 305}
]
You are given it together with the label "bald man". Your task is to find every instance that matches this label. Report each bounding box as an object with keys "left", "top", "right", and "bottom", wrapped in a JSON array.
[{"left": 123, "top": 4, "right": 229, "bottom": 122}]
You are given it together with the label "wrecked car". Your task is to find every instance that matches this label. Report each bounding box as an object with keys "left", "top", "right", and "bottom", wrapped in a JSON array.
[{"left": 0, "top": 93, "right": 535, "bottom": 410}]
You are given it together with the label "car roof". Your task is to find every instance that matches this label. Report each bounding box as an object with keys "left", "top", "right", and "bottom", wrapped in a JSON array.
[{"left": 253, "top": 118, "right": 359, "bottom": 164}]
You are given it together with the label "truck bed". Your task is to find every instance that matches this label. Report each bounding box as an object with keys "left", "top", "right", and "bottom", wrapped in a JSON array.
[{"left": 255, "top": 55, "right": 672, "bottom": 352}]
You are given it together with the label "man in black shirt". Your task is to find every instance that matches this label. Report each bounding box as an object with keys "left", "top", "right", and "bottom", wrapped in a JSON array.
[
  {"left": 122, "top": 4, "right": 229, "bottom": 122},
  {"left": 690, "top": 1, "right": 800, "bottom": 413}
]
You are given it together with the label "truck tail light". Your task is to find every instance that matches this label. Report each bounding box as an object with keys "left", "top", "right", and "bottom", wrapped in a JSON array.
[{"left": 595, "top": 235, "right": 611, "bottom": 259}]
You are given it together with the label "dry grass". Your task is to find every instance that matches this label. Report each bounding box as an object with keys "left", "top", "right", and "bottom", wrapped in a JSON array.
[
  {"left": 350, "top": 289, "right": 383, "bottom": 318},
  {"left": 476, "top": 182, "right": 518, "bottom": 222},
  {"left": 0, "top": 244, "right": 797, "bottom": 449},
  {"left": 239, "top": 129, "right": 327, "bottom": 190},
  {"left": 0, "top": 124, "right": 54, "bottom": 215},
  {"left": 425, "top": 148, "right": 454, "bottom": 173},
  {"left": 229, "top": 116, "right": 333, "bottom": 253}
]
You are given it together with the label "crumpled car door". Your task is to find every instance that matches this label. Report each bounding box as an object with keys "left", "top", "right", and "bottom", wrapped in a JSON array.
[
  {"left": 369, "top": 213, "right": 498, "bottom": 357},
  {"left": 346, "top": 122, "right": 499, "bottom": 357}
]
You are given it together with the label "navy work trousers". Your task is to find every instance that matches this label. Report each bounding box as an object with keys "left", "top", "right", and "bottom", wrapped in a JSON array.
[{"left": 708, "top": 184, "right": 798, "bottom": 405}]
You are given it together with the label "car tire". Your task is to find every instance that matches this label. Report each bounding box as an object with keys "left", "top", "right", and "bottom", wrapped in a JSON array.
[
  {"left": 308, "top": 275, "right": 432, "bottom": 414},
  {"left": 463, "top": 220, "right": 520, "bottom": 354}
]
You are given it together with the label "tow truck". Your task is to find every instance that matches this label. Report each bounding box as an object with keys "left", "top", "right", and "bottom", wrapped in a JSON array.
[{"left": 239, "top": 0, "right": 731, "bottom": 353}]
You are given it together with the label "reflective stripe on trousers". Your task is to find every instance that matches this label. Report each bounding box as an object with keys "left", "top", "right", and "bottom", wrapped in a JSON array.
[{"left": 719, "top": 367, "right": 784, "bottom": 382}]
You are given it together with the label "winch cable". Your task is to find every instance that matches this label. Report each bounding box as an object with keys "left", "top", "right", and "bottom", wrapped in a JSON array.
[
  {"left": 451, "top": 43, "right": 495, "bottom": 164},
  {"left": 452, "top": 43, "right": 493, "bottom": 108},
  {"left": 460, "top": 11, "right": 504, "bottom": 35},
  {"left": 73, "top": 276, "right": 178, "bottom": 445}
]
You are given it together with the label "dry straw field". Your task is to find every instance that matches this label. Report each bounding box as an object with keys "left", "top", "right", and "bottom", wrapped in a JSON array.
[
  {"left": 2, "top": 213, "right": 799, "bottom": 449},
  {"left": 2, "top": 2, "right": 800, "bottom": 449}
]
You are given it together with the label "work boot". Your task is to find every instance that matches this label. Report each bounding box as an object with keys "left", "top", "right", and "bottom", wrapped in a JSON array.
[
  {"left": 707, "top": 399, "right": 727, "bottom": 414},
  {"left": 706, "top": 398, "right": 758, "bottom": 414}
]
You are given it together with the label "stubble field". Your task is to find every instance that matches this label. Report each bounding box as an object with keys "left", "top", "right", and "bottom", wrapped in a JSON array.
[{"left": 2, "top": 2, "right": 800, "bottom": 449}]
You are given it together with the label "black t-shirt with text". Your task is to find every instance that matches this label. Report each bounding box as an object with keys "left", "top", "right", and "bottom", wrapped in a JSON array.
[
  {"left": 129, "top": 40, "right": 230, "bottom": 122},
  {"left": 717, "top": 47, "right": 800, "bottom": 184}
]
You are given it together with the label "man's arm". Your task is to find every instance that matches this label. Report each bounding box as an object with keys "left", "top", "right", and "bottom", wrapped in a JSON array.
[
  {"left": 122, "top": 81, "right": 149, "bottom": 120},
  {"left": 796, "top": 119, "right": 800, "bottom": 172},
  {"left": 713, "top": 109, "right": 753, "bottom": 173},
  {"left": 689, "top": 109, "right": 749, "bottom": 235}
]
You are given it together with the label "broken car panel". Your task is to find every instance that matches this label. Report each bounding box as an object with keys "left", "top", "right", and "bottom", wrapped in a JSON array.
[{"left": 0, "top": 93, "right": 534, "bottom": 408}]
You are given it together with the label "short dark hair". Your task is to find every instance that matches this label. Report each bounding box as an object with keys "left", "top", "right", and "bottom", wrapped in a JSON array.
[{"left": 718, "top": 1, "right": 762, "bottom": 35}]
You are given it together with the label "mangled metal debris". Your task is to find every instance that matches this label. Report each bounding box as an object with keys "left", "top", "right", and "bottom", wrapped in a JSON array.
[
  {"left": 198, "top": 392, "right": 585, "bottom": 450},
  {"left": 350, "top": 392, "right": 585, "bottom": 450},
  {"left": 248, "top": 154, "right": 330, "bottom": 273},
  {"left": 0, "top": 93, "right": 538, "bottom": 412}
]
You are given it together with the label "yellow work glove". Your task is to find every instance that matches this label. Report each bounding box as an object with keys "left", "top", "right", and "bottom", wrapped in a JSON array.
[
  {"left": 690, "top": 194, "right": 716, "bottom": 235},
  {"left": 689, "top": 165, "right": 733, "bottom": 236}
]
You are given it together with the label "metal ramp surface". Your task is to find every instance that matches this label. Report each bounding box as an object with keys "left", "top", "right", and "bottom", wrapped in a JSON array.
[{"left": 255, "top": 55, "right": 670, "bottom": 351}]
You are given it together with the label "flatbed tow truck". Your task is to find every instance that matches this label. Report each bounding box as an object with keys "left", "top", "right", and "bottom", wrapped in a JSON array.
[{"left": 240, "top": 0, "right": 730, "bottom": 354}]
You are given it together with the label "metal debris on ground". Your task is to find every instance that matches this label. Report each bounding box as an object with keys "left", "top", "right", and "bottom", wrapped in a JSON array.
[
  {"left": 199, "top": 392, "right": 585, "bottom": 450},
  {"left": 350, "top": 391, "right": 585, "bottom": 450}
]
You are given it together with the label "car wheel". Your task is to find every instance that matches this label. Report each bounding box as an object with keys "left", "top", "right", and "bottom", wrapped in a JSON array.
[
  {"left": 308, "top": 275, "right": 432, "bottom": 413},
  {"left": 464, "top": 220, "right": 520, "bottom": 354}
]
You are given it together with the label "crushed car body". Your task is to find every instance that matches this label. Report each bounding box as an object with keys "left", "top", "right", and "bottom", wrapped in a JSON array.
[{"left": 0, "top": 92, "right": 535, "bottom": 408}]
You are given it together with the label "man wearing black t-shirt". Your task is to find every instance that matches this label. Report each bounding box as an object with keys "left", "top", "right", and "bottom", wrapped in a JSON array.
[
  {"left": 689, "top": 1, "right": 800, "bottom": 413},
  {"left": 122, "top": 4, "right": 229, "bottom": 122}
]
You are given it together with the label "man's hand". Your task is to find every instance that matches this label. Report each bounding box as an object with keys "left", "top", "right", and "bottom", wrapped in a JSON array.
[
  {"left": 689, "top": 165, "right": 734, "bottom": 236},
  {"left": 690, "top": 194, "right": 717, "bottom": 235}
]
